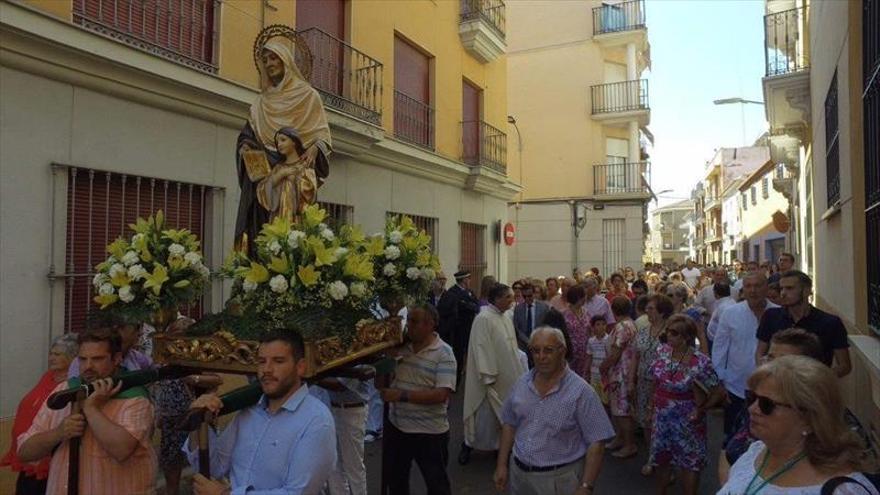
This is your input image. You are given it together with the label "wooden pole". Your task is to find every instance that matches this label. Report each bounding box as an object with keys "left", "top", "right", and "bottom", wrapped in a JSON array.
[
  {"left": 68, "top": 391, "right": 84, "bottom": 495},
  {"left": 198, "top": 411, "right": 213, "bottom": 478}
]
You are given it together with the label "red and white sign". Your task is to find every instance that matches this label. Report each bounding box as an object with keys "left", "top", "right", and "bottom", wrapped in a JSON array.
[{"left": 503, "top": 222, "right": 516, "bottom": 246}]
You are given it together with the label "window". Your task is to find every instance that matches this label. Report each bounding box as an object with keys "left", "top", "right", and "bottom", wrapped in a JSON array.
[
  {"left": 394, "top": 36, "right": 434, "bottom": 149},
  {"left": 317, "top": 201, "right": 354, "bottom": 229},
  {"left": 825, "top": 70, "right": 840, "bottom": 207},
  {"left": 61, "top": 166, "right": 211, "bottom": 333},
  {"left": 762, "top": 177, "right": 770, "bottom": 199},
  {"left": 602, "top": 219, "right": 625, "bottom": 277},
  {"left": 742, "top": 192, "right": 748, "bottom": 211},
  {"left": 775, "top": 164, "right": 785, "bottom": 179},
  {"left": 864, "top": 0, "right": 879, "bottom": 335},
  {"left": 387, "top": 211, "right": 438, "bottom": 252},
  {"left": 461, "top": 80, "right": 483, "bottom": 166},
  {"left": 459, "top": 222, "right": 487, "bottom": 296},
  {"left": 73, "top": 0, "right": 217, "bottom": 72},
  {"left": 750, "top": 186, "right": 757, "bottom": 206}
]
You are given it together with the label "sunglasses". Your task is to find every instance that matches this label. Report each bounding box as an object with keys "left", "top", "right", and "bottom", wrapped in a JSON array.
[{"left": 746, "top": 391, "right": 796, "bottom": 415}]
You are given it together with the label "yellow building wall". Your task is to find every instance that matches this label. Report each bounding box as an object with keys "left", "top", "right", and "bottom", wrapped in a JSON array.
[
  {"left": 740, "top": 174, "right": 788, "bottom": 239},
  {"left": 507, "top": 0, "right": 639, "bottom": 200},
  {"left": 21, "top": 0, "right": 72, "bottom": 20}
]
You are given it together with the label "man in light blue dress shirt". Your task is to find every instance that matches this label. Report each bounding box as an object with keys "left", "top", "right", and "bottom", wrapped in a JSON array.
[{"left": 184, "top": 329, "right": 336, "bottom": 495}]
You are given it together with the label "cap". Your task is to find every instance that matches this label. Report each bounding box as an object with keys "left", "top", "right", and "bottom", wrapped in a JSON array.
[{"left": 453, "top": 270, "right": 471, "bottom": 280}]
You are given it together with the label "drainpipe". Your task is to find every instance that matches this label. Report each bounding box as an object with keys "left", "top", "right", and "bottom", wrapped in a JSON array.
[{"left": 571, "top": 201, "right": 579, "bottom": 273}]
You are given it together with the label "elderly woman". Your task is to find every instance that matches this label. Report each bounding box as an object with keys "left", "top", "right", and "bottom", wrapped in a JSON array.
[
  {"left": 719, "top": 355, "right": 878, "bottom": 494},
  {"left": 606, "top": 272, "right": 635, "bottom": 304},
  {"left": 2, "top": 334, "right": 77, "bottom": 494},
  {"left": 649, "top": 315, "right": 725, "bottom": 495},
  {"left": 666, "top": 283, "right": 709, "bottom": 354},
  {"left": 600, "top": 296, "right": 640, "bottom": 459},
  {"left": 635, "top": 294, "right": 675, "bottom": 476},
  {"left": 562, "top": 284, "right": 591, "bottom": 379}
]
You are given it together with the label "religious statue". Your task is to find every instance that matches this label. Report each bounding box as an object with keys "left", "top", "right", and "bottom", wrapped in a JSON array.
[{"left": 234, "top": 26, "right": 332, "bottom": 253}]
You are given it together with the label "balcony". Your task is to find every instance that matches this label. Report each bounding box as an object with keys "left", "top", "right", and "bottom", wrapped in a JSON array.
[
  {"left": 298, "top": 28, "right": 383, "bottom": 126},
  {"left": 762, "top": 5, "right": 810, "bottom": 140},
  {"left": 591, "top": 80, "right": 650, "bottom": 126},
  {"left": 593, "top": 161, "right": 651, "bottom": 199},
  {"left": 459, "top": 0, "right": 506, "bottom": 63},
  {"left": 461, "top": 120, "right": 507, "bottom": 174},
  {"left": 394, "top": 91, "right": 435, "bottom": 150},
  {"left": 592, "top": 0, "right": 647, "bottom": 48},
  {"left": 705, "top": 195, "right": 721, "bottom": 211}
]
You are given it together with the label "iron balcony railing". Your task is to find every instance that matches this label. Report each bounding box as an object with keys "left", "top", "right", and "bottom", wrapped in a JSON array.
[
  {"left": 460, "top": 0, "right": 506, "bottom": 39},
  {"left": 591, "top": 79, "right": 649, "bottom": 114},
  {"left": 593, "top": 161, "right": 649, "bottom": 195},
  {"left": 394, "top": 91, "right": 435, "bottom": 150},
  {"left": 592, "top": 0, "right": 645, "bottom": 35},
  {"left": 461, "top": 120, "right": 507, "bottom": 174},
  {"left": 72, "top": 0, "right": 218, "bottom": 73},
  {"left": 298, "top": 28, "right": 383, "bottom": 125},
  {"left": 764, "top": 6, "right": 810, "bottom": 76}
]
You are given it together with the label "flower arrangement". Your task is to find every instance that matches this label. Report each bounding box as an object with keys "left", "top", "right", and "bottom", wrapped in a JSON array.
[
  {"left": 372, "top": 215, "right": 441, "bottom": 308},
  {"left": 91, "top": 211, "right": 210, "bottom": 325}
]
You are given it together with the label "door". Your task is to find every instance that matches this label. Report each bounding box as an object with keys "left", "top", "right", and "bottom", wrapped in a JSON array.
[
  {"left": 296, "top": 0, "right": 346, "bottom": 95},
  {"left": 394, "top": 37, "right": 432, "bottom": 147},
  {"left": 462, "top": 80, "right": 481, "bottom": 164}
]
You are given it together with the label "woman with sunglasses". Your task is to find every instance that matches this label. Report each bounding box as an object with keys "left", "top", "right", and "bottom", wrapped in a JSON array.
[
  {"left": 667, "top": 282, "right": 709, "bottom": 354},
  {"left": 649, "top": 314, "right": 725, "bottom": 495},
  {"left": 719, "top": 355, "right": 877, "bottom": 494}
]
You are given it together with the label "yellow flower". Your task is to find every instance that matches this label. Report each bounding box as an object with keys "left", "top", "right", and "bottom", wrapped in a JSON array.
[
  {"left": 110, "top": 270, "right": 131, "bottom": 287},
  {"left": 173, "top": 280, "right": 191, "bottom": 288},
  {"left": 416, "top": 251, "right": 432, "bottom": 268},
  {"left": 143, "top": 265, "right": 170, "bottom": 296},
  {"left": 402, "top": 235, "right": 419, "bottom": 252},
  {"left": 260, "top": 216, "right": 292, "bottom": 242},
  {"left": 297, "top": 264, "right": 320, "bottom": 287},
  {"left": 364, "top": 236, "right": 386, "bottom": 256},
  {"left": 399, "top": 216, "right": 415, "bottom": 232},
  {"left": 93, "top": 293, "right": 118, "bottom": 309},
  {"left": 245, "top": 262, "right": 270, "bottom": 284},
  {"left": 168, "top": 255, "right": 186, "bottom": 271},
  {"left": 107, "top": 238, "right": 129, "bottom": 259},
  {"left": 308, "top": 238, "right": 338, "bottom": 267},
  {"left": 302, "top": 204, "right": 327, "bottom": 229},
  {"left": 268, "top": 255, "right": 290, "bottom": 274},
  {"left": 344, "top": 254, "right": 375, "bottom": 281},
  {"left": 341, "top": 224, "right": 366, "bottom": 244}
]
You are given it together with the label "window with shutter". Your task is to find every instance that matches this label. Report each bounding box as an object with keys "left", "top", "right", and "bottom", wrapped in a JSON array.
[
  {"left": 62, "top": 166, "right": 212, "bottom": 333},
  {"left": 459, "top": 222, "right": 486, "bottom": 295},
  {"left": 394, "top": 36, "right": 434, "bottom": 149},
  {"left": 825, "top": 70, "right": 840, "bottom": 207},
  {"left": 72, "top": 0, "right": 218, "bottom": 73},
  {"left": 762, "top": 177, "right": 769, "bottom": 199}
]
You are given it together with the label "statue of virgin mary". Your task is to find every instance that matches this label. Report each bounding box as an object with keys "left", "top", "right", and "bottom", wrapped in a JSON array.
[{"left": 234, "top": 33, "right": 332, "bottom": 253}]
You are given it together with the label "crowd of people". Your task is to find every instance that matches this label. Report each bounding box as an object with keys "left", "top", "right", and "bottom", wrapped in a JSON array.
[{"left": 2, "top": 257, "right": 879, "bottom": 494}]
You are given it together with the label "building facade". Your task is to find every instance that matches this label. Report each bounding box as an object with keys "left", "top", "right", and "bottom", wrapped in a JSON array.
[
  {"left": 0, "top": 1, "right": 518, "bottom": 486},
  {"left": 505, "top": 0, "right": 651, "bottom": 280},
  {"left": 738, "top": 161, "right": 790, "bottom": 263},
  {"left": 647, "top": 199, "right": 692, "bottom": 266},
  {"left": 721, "top": 177, "right": 744, "bottom": 264}
]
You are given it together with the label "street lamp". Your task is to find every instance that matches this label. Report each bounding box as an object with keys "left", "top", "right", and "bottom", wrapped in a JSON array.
[{"left": 714, "top": 97, "right": 765, "bottom": 146}]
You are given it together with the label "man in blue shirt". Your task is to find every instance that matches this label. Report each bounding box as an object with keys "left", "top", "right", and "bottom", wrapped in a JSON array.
[{"left": 184, "top": 329, "right": 336, "bottom": 495}]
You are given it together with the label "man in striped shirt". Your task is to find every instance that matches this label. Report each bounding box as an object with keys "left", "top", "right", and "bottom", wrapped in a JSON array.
[
  {"left": 18, "top": 328, "right": 157, "bottom": 495},
  {"left": 379, "top": 303, "right": 457, "bottom": 495}
]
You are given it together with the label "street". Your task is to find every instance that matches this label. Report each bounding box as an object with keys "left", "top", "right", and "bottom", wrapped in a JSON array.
[{"left": 365, "top": 388, "right": 724, "bottom": 494}]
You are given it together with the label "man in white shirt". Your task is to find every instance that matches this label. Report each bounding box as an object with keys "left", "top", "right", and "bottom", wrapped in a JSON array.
[
  {"left": 711, "top": 272, "right": 778, "bottom": 436},
  {"left": 706, "top": 283, "right": 735, "bottom": 342},
  {"left": 680, "top": 259, "right": 702, "bottom": 289},
  {"left": 695, "top": 267, "right": 730, "bottom": 317}
]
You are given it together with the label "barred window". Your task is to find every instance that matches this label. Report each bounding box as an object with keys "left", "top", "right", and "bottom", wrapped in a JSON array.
[
  {"left": 825, "top": 70, "right": 840, "bottom": 207},
  {"left": 386, "top": 211, "right": 439, "bottom": 252},
  {"left": 742, "top": 192, "right": 748, "bottom": 211},
  {"left": 775, "top": 164, "right": 785, "bottom": 179},
  {"left": 60, "top": 165, "right": 213, "bottom": 333},
  {"left": 750, "top": 186, "right": 757, "bottom": 206},
  {"left": 762, "top": 177, "right": 770, "bottom": 199},
  {"left": 318, "top": 201, "right": 354, "bottom": 229},
  {"left": 459, "top": 222, "right": 487, "bottom": 295}
]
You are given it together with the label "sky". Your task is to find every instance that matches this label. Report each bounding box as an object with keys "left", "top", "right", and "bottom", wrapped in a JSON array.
[{"left": 646, "top": 0, "right": 769, "bottom": 208}]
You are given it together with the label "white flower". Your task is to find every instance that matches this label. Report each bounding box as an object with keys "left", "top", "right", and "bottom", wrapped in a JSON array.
[
  {"left": 269, "top": 274, "right": 289, "bottom": 293},
  {"left": 406, "top": 267, "right": 421, "bottom": 280},
  {"left": 196, "top": 263, "right": 211, "bottom": 279},
  {"left": 318, "top": 223, "right": 328, "bottom": 231},
  {"left": 334, "top": 247, "right": 349, "bottom": 258},
  {"left": 242, "top": 279, "right": 257, "bottom": 293},
  {"left": 118, "top": 285, "right": 135, "bottom": 303},
  {"left": 421, "top": 268, "right": 436, "bottom": 280},
  {"left": 98, "top": 283, "right": 115, "bottom": 295},
  {"left": 321, "top": 229, "right": 335, "bottom": 242},
  {"left": 184, "top": 252, "right": 202, "bottom": 266},
  {"left": 389, "top": 230, "right": 403, "bottom": 244},
  {"left": 350, "top": 282, "right": 367, "bottom": 299},
  {"left": 109, "top": 263, "right": 126, "bottom": 277},
  {"left": 93, "top": 273, "right": 108, "bottom": 287},
  {"left": 384, "top": 245, "right": 401, "bottom": 260},
  {"left": 328, "top": 280, "right": 349, "bottom": 301},
  {"left": 287, "top": 230, "right": 306, "bottom": 248},
  {"left": 383, "top": 263, "right": 397, "bottom": 276},
  {"left": 121, "top": 251, "right": 140, "bottom": 266},
  {"left": 268, "top": 240, "right": 282, "bottom": 256},
  {"left": 131, "top": 234, "right": 145, "bottom": 244},
  {"left": 127, "top": 264, "right": 147, "bottom": 281},
  {"left": 168, "top": 243, "right": 186, "bottom": 256}
]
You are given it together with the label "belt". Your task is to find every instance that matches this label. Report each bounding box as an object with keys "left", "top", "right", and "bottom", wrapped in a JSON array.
[
  {"left": 331, "top": 401, "right": 366, "bottom": 409},
  {"left": 513, "top": 456, "right": 572, "bottom": 473}
]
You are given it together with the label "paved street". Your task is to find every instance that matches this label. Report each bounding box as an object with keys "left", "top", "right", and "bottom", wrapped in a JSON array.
[{"left": 365, "top": 388, "right": 724, "bottom": 495}]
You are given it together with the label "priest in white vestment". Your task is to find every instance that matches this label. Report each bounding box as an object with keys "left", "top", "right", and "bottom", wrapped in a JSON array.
[{"left": 459, "top": 283, "right": 526, "bottom": 464}]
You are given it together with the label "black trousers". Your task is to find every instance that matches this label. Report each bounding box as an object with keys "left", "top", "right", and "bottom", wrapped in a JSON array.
[
  {"left": 15, "top": 472, "right": 47, "bottom": 495},
  {"left": 384, "top": 422, "right": 451, "bottom": 495},
  {"left": 723, "top": 393, "right": 746, "bottom": 437}
]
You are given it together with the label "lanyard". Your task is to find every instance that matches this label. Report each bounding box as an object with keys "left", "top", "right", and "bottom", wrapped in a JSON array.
[{"left": 743, "top": 449, "right": 807, "bottom": 495}]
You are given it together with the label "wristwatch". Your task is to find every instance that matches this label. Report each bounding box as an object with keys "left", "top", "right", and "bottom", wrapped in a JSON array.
[{"left": 581, "top": 481, "right": 594, "bottom": 492}]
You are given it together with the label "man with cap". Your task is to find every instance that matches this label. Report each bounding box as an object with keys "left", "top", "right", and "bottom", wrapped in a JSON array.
[{"left": 437, "top": 270, "right": 480, "bottom": 382}]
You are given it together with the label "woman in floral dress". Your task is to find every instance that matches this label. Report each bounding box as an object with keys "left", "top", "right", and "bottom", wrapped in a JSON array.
[
  {"left": 600, "top": 296, "right": 640, "bottom": 458},
  {"left": 635, "top": 294, "right": 674, "bottom": 476},
  {"left": 562, "top": 284, "right": 591, "bottom": 378},
  {"left": 649, "top": 314, "right": 724, "bottom": 495}
]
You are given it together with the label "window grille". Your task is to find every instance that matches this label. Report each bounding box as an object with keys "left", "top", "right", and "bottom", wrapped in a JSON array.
[
  {"left": 317, "top": 201, "right": 354, "bottom": 229},
  {"left": 386, "top": 212, "right": 439, "bottom": 252},
  {"left": 750, "top": 186, "right": 757, "bottom": 206},
  {"left": 459, "top": 222, "right": 487, "bottom": 296},
  {"left": 825, "top": 70, "right": 840, "bottom": 207},
  {"left": 602, "top": 219, "right": 625, "bottom": 278},
  {"left": 864, "top": 0, "right": 879, "bottom": 335},
  {"left": 762, "top": 177, "right": 770, "bottom": 199},
  {"left": 59, "top": 165, "right": 212, "bottom": 333}
]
